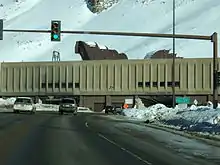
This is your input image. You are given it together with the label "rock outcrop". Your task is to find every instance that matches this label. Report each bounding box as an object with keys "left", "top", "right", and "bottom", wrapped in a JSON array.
[{"left": 86, "top": 0, "right": 119, "bottom": 13}]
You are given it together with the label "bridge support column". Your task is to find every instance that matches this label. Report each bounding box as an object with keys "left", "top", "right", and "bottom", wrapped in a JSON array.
[
  {"left": 207, "top": 95, "right": 212, "bottom": 103},
  {"left": 79, "top": 95, "right": 84, "bottom": 107},
  {"left": 105, "top": 95, "right": 111, "bottom": 106}
]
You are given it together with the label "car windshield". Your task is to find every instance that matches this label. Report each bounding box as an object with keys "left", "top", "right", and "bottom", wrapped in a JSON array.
[
  {"left": 61, "top": 99, "right": 75, "bottom": 104},
  {"left": 15, "top": 98, "right": 32, "bottom": 104}
]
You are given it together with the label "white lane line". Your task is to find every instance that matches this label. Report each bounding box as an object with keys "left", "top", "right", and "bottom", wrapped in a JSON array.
[
  {"left": 85, "top": 122, "right": 89, "bottom": 128},
  {"left": 98, "top": 133, "right": 152, "bottom": 165}
]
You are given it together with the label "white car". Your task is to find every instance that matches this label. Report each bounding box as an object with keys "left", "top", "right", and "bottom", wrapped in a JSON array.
[{"left": 13, "top": 97, "right": 36, "bottom": 114}]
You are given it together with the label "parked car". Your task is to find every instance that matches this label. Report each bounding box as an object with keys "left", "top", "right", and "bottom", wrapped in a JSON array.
[
  {"left": 59, "top": 98, "right": 78, "bottom": 115},
  {"left": 105, "top": 105, "right": 122, "bottom": 114},
  {"left": 105, "top": 105, "right": 113, "bottom": 114},
  {"left": 13, "top": 97, "right": 36, "bottom": 114}
]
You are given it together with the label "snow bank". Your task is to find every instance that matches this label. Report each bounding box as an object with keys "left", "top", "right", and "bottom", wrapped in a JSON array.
[
  {"left": 0, "top": 97, "right": 16, "bottom": 107},
  {"left": 32, "top": 104, "right": 94, "bottom": 112},
  {"left": 77, "top": 106, "right": 93, "bottom": 113},
  {"left": 35, "top": 103, "right": 59, "bottom": 111},
  {"left": 122, "top": 103, "right": 220, "bottom": 134},
  {"left": 122, "top": 104, "right": 175, "bottom": 122}
]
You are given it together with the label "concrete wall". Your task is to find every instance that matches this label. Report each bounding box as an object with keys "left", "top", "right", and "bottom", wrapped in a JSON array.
[{"left": 0, "top": 58, "right": 219, "bottom": 96}]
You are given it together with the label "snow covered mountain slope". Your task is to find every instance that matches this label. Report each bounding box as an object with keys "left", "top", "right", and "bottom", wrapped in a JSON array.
[{"left": 0, "top": 0, "right": 220, "bottom": 62}]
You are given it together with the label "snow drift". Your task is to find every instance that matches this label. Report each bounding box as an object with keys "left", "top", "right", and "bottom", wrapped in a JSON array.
[{"left": 122, "top": 103, "right": 220, "bottom": 134}]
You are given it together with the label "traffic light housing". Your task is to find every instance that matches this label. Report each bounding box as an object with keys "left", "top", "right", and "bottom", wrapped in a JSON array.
[
  {"left": 0, "top": 19, "right": 3, "bottom": 40},
  {"left": 217, "top": 71, "right": 220, "bottom": 86},
  {"left": 51, "top": 20, "right": 61, "bottom": 41}
]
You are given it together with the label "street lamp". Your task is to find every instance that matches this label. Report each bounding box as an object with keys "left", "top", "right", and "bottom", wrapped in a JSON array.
[{"left": 172, "top": 0, "right": 176, "bottom": 108}]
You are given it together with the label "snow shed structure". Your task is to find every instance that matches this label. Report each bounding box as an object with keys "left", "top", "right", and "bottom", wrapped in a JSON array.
[
  {"left": 75, "top": 41, "right": 128, "bottom": 60},
  {"left": 0, "top": 58, "right": 219, "bottom": 111}
]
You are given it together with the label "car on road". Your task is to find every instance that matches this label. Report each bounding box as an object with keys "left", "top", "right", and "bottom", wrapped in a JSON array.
[
  {"left": 59, "top": 98, "right": 78, "bottom": 115},
  {"left": 13, "top": 97, "right": 36, "bottom": 114},
  {"left": 105, "top": 105, "right": 122, "bottom": 114}
]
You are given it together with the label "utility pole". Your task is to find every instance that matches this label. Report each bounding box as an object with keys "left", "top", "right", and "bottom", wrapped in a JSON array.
[{"left": 172, "top": 0, "right": 176, "bottom": 108}]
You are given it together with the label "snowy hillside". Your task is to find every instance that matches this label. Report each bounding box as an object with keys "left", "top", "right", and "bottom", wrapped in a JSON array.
[{"left": 0, "top": 0, "right": 220, "bottom": 62}]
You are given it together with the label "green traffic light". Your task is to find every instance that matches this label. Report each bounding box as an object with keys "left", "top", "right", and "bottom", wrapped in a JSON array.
[
  {"left": 53, "top": 34, "right": 59, "bottom": 39},
  {"left": 51, "top": 20, "right": 61, "bottom": 41}
]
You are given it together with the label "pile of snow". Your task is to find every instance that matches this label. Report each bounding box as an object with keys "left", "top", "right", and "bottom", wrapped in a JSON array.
[
  {"left": 123, "top": 104, "right": 175, "bottom": 122},
  {"left": 35, "top": 103, "right": 59, "bottom": 111},
  {"left": 0, "top": 97, "right": 16, "bottom": 107},
  {"left": 77, "top": 106, "right": 93, "bottom": 112},
  {"left": 122, "top": 102, "right": 220, "bottom": 134},
  {"left": 35, "top": 104, "right": 93, "bottom": 112},
  {"left": 134, "top": 97, "right": 145, "bottom": 109},
  {"left": 85, "top": 41, "right": 109, "bottom": 49}
]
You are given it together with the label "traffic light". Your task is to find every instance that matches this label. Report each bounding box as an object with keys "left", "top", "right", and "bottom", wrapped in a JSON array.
[
  {"left": 51, "top": 20, "right": 61, "bottom": 41},
  {"left": 0, "top": 19, "right": 3, "bottom": 40}
]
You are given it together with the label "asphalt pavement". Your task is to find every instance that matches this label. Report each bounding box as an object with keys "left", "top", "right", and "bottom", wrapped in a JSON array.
[{"left": 0, "top": 111, "right": 219, "bottom": 165}]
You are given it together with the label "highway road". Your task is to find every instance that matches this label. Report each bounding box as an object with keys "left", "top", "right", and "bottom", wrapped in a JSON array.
[{"left": 0, "top": 111, "right": 219, "bottom": 165}]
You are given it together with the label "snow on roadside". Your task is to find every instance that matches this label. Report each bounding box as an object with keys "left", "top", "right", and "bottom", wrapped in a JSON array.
[
  {"left": 35, "top": 105, "right": 94, "bottom": 112},
  {"left": 121, "top": 103, "right": 220, "bottom": 135},
  {"left": 35, "top": 103, "right": 59, "bottom": 111},
  {"left": 0, "top": 97, "right": 16, "bottom": 107},
  {"left": 77, "top": 106, "right": 93, "bottom": 113},
  {"left": 122, "top": 104, "right": 176, "bottom": 122}
]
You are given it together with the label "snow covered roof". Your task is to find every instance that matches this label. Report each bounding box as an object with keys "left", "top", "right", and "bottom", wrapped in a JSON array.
[{"left": 85, "top": 41, "right": 109, "bottom": 50}]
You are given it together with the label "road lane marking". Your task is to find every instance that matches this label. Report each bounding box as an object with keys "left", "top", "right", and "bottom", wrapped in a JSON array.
[
  {"left": 85, "top": 122, "right": 89, "bottom": 128},
  {"left": 98, "top": 133, "right": 152, "bottom": 165}
]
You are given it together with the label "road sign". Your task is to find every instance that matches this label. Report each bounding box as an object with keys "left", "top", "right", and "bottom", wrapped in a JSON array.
[
  {"left": 0, "top": 19, "right": 3, "bottom": 40},
  {"left": 175, "top": 97, "right": 190, "bottom": 104},
  {"left": 125, "top": 99, "right": 133, "bottom": 104}
]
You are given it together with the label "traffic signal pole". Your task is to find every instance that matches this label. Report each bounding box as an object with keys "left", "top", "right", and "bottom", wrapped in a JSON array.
[
  {"left": 0, "top": 19, "right": 3, "bottom": 40},
  {"left": 212, "top": 32, "right": 218, "bottom": 109},
  {"left": 2, "top": 29, "right": 212, "bottom": 40}
]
